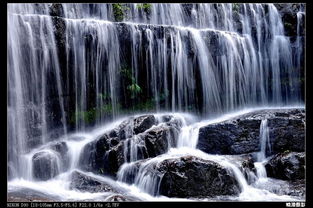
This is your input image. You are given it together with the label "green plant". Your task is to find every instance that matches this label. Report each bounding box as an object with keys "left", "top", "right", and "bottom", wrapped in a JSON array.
[
  {"left": 127, "top": 83, "right": 142, "bottom": 96},
  {"left": 112, "top": 3, "right": 130, "bottom": 22},
  {"left": 232, "top": 3, "right": 240, "bottom": 14},
  {"left": 136, "top": 3, "right": 152, "bottom": 13},
  {"left": 120, "top": 65, "right": 142, "bottom": 99},
  {"left": 98, "top": 92, "right": 110, "bottom": 100}
]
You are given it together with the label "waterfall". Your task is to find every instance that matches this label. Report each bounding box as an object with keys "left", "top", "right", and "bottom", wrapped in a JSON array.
[
  {"left": 7, "top": 3, "right": 305, "bottom": 201},
  {"left": 255, "top": 119, "right": 271, "bottom": 179}
]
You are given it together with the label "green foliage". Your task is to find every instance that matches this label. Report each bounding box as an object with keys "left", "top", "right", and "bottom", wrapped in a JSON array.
[
  {"left": 158, "top": 89, "right": 169, "bottom": 102},
  {"left": 127, "top": 83, "right": 142, "bottom": 96},
  {"left": 136, "top": 3, "right": 152, "bottom": 13},
  {"left": 284, "top": 22, "right": 293, "bottom": 32},
  {"left": 120, "top": 66, "right": 134, "bottom": 82},
  {"left": 112, "top": 3, "right": 129, "bottom": 22},
  {"left": 98, "top": 92, "right": 110, "bottom": 101},
  {"left": 120, "top": 65, "right": 142, "bottom": 99},
  {"left": 70, "top": 104, "right": 115, "bottom": 124},
  {"left": 74, "top": 108, "right": 97, "bottom": 124},
  {"left": 232, "top": 3, "right": 240, "bottom": 14}
]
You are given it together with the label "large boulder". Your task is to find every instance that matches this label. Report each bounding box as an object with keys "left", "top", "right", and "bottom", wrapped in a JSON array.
[
  {"left": 119, "top": 156, "right": 241, "bottom": 198},
  {"left": 158, "top": 156, "right": 241, "bottom": 198},
  {"left": 265, "top": 152, "right": 305, "bottom": 181},
  {"left": 32, "top": 150, "right": 60, "bottom": 181},
  {"left": 197, "top": 109, "right": 305, "bottom": 156}
]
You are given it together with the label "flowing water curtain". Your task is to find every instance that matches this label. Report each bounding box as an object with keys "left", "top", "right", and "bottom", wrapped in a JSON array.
[
  {"left": 7, "top": 3, "right": 304, "bottom": 179},
  {"left": 8, "top": 4, "right": 68, "bottom": 178}
]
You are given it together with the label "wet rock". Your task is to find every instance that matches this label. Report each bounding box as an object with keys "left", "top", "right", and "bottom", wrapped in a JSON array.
[
  {"left": 225, "top": 154, "right": 257, "bottom": 184},
  {"left": 143, "top": 125, "right": 179, "bottom": 157},
  {"left": 252, "top": 178, "right": 305, "bottom": 198},
  {"left": 197, "top": 109, "right": 305, "bottom": 155},
  {"left": 133, "top": 115, "right": 157, "bottom": 134},
  {"left": 70, "top": 171, "right": 118, "bottom": 193},
  {"left": 32, "top": 151, "right": 60, "bottom": 181},
  {"left": 79, "top": 134, "right": 124, "bottom": 176},
  {"left": 158, "top": 156, "right": 241, "bottom": 197},
  {"left": 265, "top": 152, "right": 305, "bottom": 181},
  {"left": 80, "top": 114, "right": 182, "bottom": 178},
  {"left": 268, "top": 118, "right": 305, "bottom": 153},
  {"left": 49, "top": 141, "right": 70, "bottom": 171}
]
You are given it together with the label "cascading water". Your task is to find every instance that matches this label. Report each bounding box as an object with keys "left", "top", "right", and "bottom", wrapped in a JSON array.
[
  {"left": 254, "top": 119, "right": 271, "bottom": 179},
  {"left": 7, "top": 3, "right": 305, "bottom": 202}
]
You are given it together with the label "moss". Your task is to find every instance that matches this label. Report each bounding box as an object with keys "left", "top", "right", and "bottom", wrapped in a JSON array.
[
  {"left": 232, "top": 3, "right": 240, "bottom": 13},
  {"left": 69, "top": 103, "right": 117, "bottom": 125},
  {"left": 136, "top": 3, "right": 152, "bottom": 13},
  {"left": 112, "top": 3, "right": 130, "bottom": 22}
]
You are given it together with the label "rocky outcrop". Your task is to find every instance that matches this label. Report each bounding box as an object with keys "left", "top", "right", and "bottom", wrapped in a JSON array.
[
  {"left": 69, "top": 171, "right": 119, "bottom": 193},
  {"left": 265, "top": 152, "right": 305, "bottom": 181},
  {"left": 79, "top": 114, "right": 182, "bottom": 177},
  {"left": 197, "top": 109, "right": 305, "bottom": 156}
]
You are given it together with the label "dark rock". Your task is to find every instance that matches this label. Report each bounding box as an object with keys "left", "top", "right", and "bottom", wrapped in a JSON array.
[
  {"left": 79, "top": 114, "right": 182, "bottom": 178},
  {"left": 268, "top": 118, "right": 305, "bottom": 153},
  {"left": 79, "top": 134, "right": 120, "bottom": 177},
  {"left": 157, "top": 156, "right": 241, "bottom": 197},
  {"left": 32, "top": 151, "right": 60, "bottom": 181},
  {"left": 265, "top": 152, "right": 305, "bottom": 181},
  {"left": 133, "top": 115, "right": 157, "bottom": 134},
  {"left": 197, "top": 109, "right": 305, "bottom": 155},
  {"left": 225, "top": 154, "right": 257, "bottom": 184},
  {"left": 70, "top": 171, "right": 118, "bottom": 193},
  {"left": 143, "top": 125, "right": 179, "bottom": 157}
]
